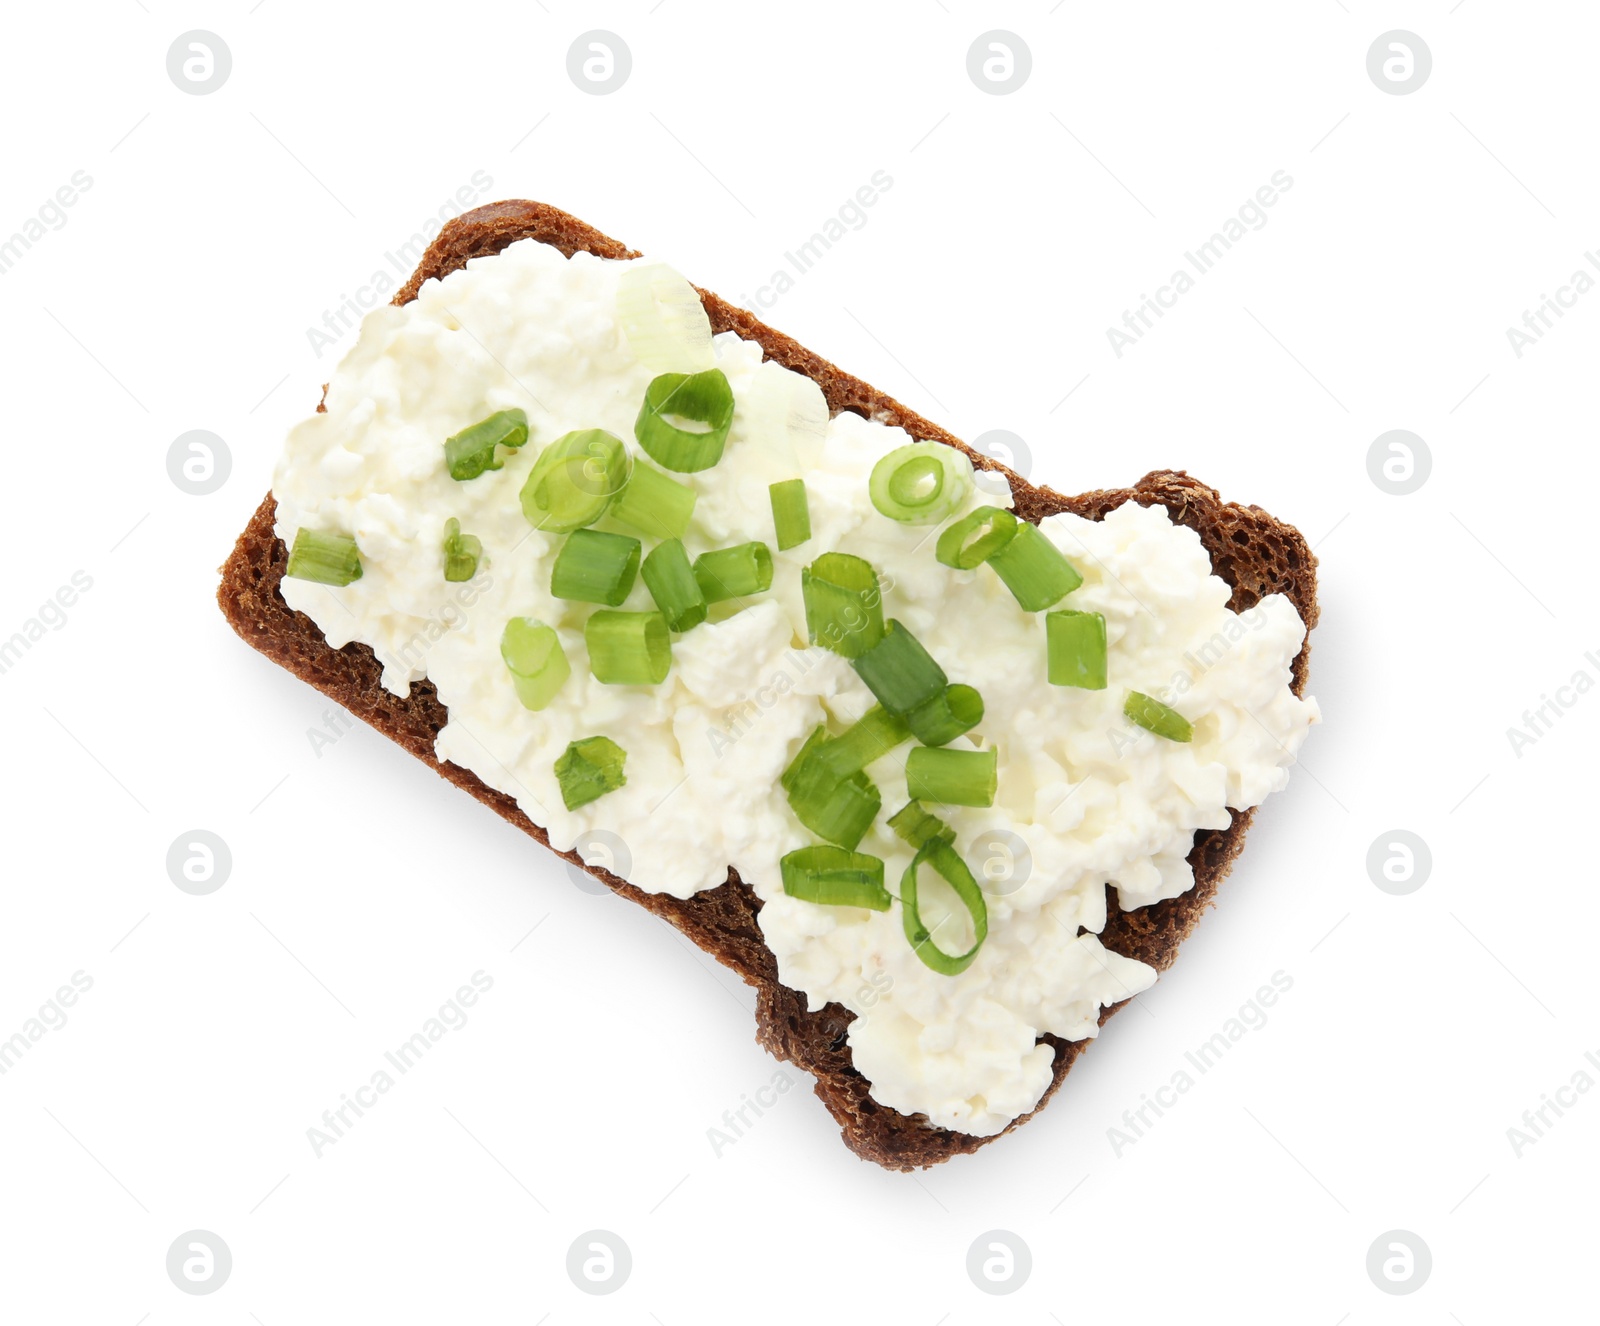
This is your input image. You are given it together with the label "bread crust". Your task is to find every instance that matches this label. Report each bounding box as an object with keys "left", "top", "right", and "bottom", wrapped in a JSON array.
[{"left": 218, "top": 200, "right": 1318, "bottom": 1170}]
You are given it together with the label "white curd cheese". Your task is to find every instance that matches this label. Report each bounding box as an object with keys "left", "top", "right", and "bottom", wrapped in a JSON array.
[{"left": 272, "top": 238, "right": 1319, "bottom": 1135}]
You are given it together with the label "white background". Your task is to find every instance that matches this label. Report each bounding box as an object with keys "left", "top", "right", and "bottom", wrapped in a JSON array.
[{"left": 1, "top": 1, "right": 1594, "bottom": 1320}]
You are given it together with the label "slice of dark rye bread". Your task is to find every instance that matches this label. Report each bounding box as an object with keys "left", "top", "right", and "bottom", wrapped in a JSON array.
[{"left": 218, "top": 200, "right": 1318, "bottom": 1171}]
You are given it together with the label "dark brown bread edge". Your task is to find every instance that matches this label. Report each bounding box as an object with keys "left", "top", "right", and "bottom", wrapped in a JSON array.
[{"left": 219, "top": 200, "right": 1319, "bottom": 1170}]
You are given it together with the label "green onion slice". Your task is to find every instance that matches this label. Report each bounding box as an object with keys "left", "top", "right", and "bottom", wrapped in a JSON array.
[
  {"left": 585, "top": 610, "right": 671, "bottom": 686},
  {"left": 900, "top": 840, "right": 988, "bottom": 976},
  {"left": 822, "top": 706, "right": 911, "bottom": 777},
  {"left": 987, "top": 521, "right": 1083, "bottom": 611},
  {"left": 640, "top": 538, "right": 708, "bottom": 632},
  {"left": 694, "top": 542, "right": 773, "bottom": 604},
  {"left": 519, "top": 429, "right": 631, "bottom": 534},
  {"left": 616, "top": 262, "right": 716, "bottom": 373},
  {"left": 1124, "top": 691, "right": 1193, "bottom": 742},
  {"left": 285, "top": 528, "right": 363, "bottom": 586},
  {"left": 441, "top": 517, "right": 483, "bottom": 582},
  {"left": 548, "top": 529, "right": 639, "bottom": 607},
  {"left": 907, "top": 683, "right": 984, "bottom": 747},
  {"left": 852, "top": 620, "right": 948, "bottom": 716},
  {"left": 635, "top": 369, "right": 735, "bottom": 472},
  {"left": 780, "top": 845, "right": 890, "bottom": 911},
  {"left": 554, "top": 735, "right": 627, "bottom": 811},
  {"left": 781, "top": 726, "right": 883, "bottom": 850},
  {"left": 609, "top": 459, "right": 697, "bottom": 541},
  {"left": 936, "top": 506, "right": 1018, "bottom": 569},
  {"left": 906, "top": 746, "right": 997, "bottom": 807},
  {"left": 801, "top": 552, "right": 885, "bottom": 659},
  {"left": 1047, "top": 610, "right": 1107, "bottom": 689},
  {"left": 500, "top": 617, "right": 571, "bottom": 711},
  {"left": 769, "top": 479, "right": 812, "bottom": 551},
  {"left": 888, "top": 800, "right": 956, "bottom": 851},
  {"left": 444, "top": 408, "right": 529, "bottom": 481},
  {"left": 868, "top": 441, "right": 973, "bottom": 525}
]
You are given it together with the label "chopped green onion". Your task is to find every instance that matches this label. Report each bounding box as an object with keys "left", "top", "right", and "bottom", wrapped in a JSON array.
[
  {"left": 780, "top": 845, "right": 890, "bottom": 911},
  {"left": 585, "top": 610, "right": 671, "bottom": 685},
  {"left": 285, "top": 529, "right": 363, "bottom": 586},
  {"left": 987, "top": 521, "right": 1083, "bottom": 611},
  {"left": 906, "top": 746, "right": 997, "bottom": 807},
  {"left": 780, "top": 726, "right": 829, "bottom": 799},
  {"left": 821, "top": 706, "right": 911, "bottom": 776},
  {"left": 868, "top": 441, "right": 973, "bottom": 525},
  {"left": 550, "top": 529, "right": 640, "bottom": 606},
  {"left": 907, "top": 683, "right": 984, "bottom": 746},
  {"left": 634, "top": 369, "right": 735, "bottom": 472},
  {"left": 900, "top": 840, "right": 988, "bottom": 976},
  {"left": 616, "top": 262, "right": 716, "bottom": 373},
  {"left": 801, "top": 552, "right": 885, "bottom": 658},
  {"left": 781, "top": 726, "right": 883, "bottom": 850},
  {"left": 554, "top": 736, "right": 627, "bottom": 810},
  {"left": 694, "top": 542, "right": 773, "bottom": 603},
  {"left": 1047, "top": 610, "right": 1107, "bottom": 689},
  {"left": 851, "top": 620, "right": 947, "bottom": 716},
  {"left": 888, "top": 800, "right": 956, "bottom": 851},
  {"left": 792, "top": 767, "right": 881, "bottom": 851},
  {"left": 936, "top": 506, "right": 1018, "bottom": 569},
  {"left": 520, "top": 429, "right": 631, "bottom": 534},
  {"left": 441, "top": 518, "right": 482, "bottom": 582},
  {"left": 769, "top": 479, "right": 812, "bottom": 551},
  {"left": 640, "top": 538, "right": 708, "bottom": 632},
  {"left": 609, "top": 459, "right": 697, "bottom": 540},
  {"left": 444, "top": 408, "right": 529, "bottom": 481},
  {"left": 500, "top": 617, "right": 571, "bottom": 711},
  {"left": 1124, "top": 690, "right": 1193, "bottom": 742}
]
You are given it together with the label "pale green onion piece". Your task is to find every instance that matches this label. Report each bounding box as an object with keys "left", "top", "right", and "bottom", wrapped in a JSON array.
[
  {"left": 441, "top": 517, "right": 482, "bottom": 582},
  {"left": 936, "top": 506, "right": 1018, "bottom": 569},
  {"left": 285, "top": 529, "right": 362, "bottom": 586},
  {"left": 851, "top": 620, "right": 948, "bottom": 716},
  {"left": 609, "top": 459, "right": 697, "bottom": 540},
  {"left": 769, "top": 479, "right": 812, "bottom": 551},
  {"left": 780, "top": 845, "right": 890, "bottom": 910},
  {"left": 1047, "top": 610, "right": 1107, "bottom": 689},
  {"left": 1124, "top": 691, "right": 1193, "bottom": 742},
  {"left": 615, "top": 262, "right": 715, "bottom": 373},
  {"left": 500, "top": 617, "right": 571, "bottom": 711},
  {"left": 554, "top": 735, "right": 627, "bottom": 811},
  {"left": 444, "top": 408, "right": 528, "bottom": 481},
  {"left": 905, "top": 746, "right": 997, "bottom": 807},
  {"left": 907, "top": 683, "right": 984, "bottom": 747},
  {"left": 987, "top": 521, "right": 1083, "bottom": 611},
  {"left": 868, "top": 441, "right": 973, "bottom": 525},
  {"left": 585, "top": 610, "right": 671, "bottom": 685},
  {"left": 801, "top": 552, "right": 885, "bottom": 659},
  {"left": 900, "top": 840, "right": 988, "bottom": 976},
  {"left": 888, "top": 800, "right": 956, "bottom": 851},
  {"left": 640, "top": 538, "right": 708, "bottom": 632},
  {"left": 694, "top": 542, "right": 772, "bottom": 603},
  {"left": 635, "top": 369, "right": 736, "bottom": 472},
  {"left": 550, "top": 529, "right": 640, "bottom": 606},
  {"left": 779, "top": 726, "right": 881, "bottom": 850},
  {"left": 519, "top": 429, "right": 631, "bottom": 534}
]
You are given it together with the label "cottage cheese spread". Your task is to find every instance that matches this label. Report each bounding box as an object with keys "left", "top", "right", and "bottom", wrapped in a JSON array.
[{"left": 273, "top": 238, "right": 1319, "bottom": 1135}]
